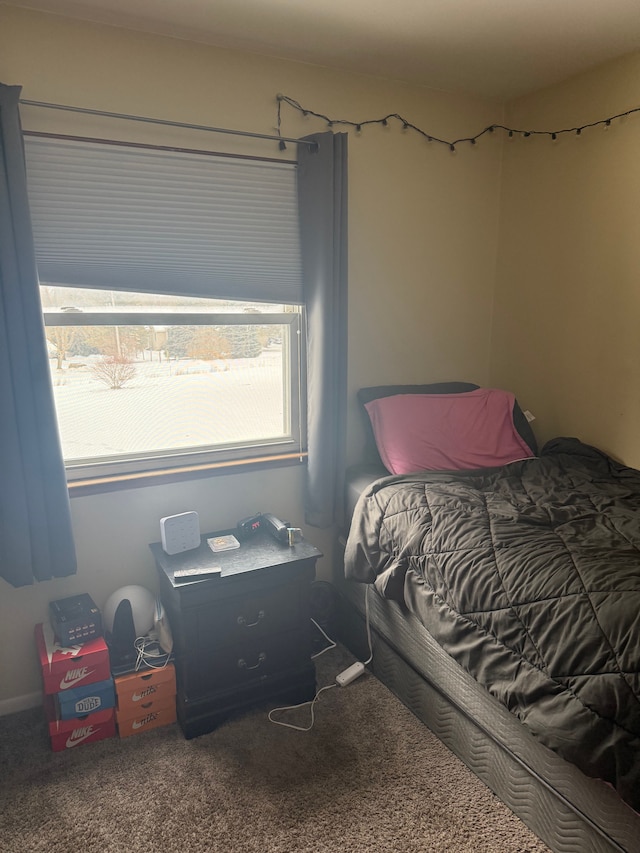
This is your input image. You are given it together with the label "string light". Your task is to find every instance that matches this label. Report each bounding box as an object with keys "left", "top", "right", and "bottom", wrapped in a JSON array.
[{"left": 275, "top": 93, "right": 640, "bottom": 153}]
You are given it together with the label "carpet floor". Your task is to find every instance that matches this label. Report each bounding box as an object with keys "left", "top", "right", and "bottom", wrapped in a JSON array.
[{"left": 0, "top": 645, "right": 550, "bottom": 853}]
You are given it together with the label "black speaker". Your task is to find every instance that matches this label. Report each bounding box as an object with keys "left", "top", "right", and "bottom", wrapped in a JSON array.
[{"left": 106, "top": 599, "right": 138, "bottom": 671}]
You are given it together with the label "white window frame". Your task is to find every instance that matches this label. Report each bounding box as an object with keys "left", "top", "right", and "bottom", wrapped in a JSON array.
[{"left": 43, "top": 306, "right": 305, "bottom": 483}]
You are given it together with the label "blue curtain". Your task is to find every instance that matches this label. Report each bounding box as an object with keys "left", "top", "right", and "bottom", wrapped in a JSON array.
[
  {"left": 0, "top": 83, "right": 76, "bottom": 587},
  {"left": 297, "top": 132, "right": 348, "bottom": 528}
]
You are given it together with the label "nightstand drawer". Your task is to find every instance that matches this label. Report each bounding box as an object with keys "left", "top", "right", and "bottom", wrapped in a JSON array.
[
  {"left": 186, "top": 629, "right": 311, "bottom": 697},
  {"left": 195, "top": 583, "right": 303, "bottom": 649}
]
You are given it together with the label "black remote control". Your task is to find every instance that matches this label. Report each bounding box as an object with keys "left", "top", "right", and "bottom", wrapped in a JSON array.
[{"left": 173, "top": 566, "right": 222, "bottom": 582}]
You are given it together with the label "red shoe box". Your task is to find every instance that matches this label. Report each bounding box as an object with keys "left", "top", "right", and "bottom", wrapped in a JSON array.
[
  {"left": 35, "top": 622, "right": 110, "bottom": 695},
  {"left": 48, "top": 708, "right": 116, "bottom": 752}
]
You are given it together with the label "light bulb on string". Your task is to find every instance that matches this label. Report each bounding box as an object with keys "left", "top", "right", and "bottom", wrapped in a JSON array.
[{"left": 276, "top": 92, "right": 640, "bottom": 154}]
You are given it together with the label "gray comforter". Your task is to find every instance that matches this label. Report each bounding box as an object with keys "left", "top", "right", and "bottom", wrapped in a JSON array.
[{"left": 344, "top": 438, "right": 640, "bottom": 810}]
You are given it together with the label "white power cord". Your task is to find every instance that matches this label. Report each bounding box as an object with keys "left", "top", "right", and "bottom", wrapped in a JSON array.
[
  {"left": 268, "top": 684, "right": 337, "bottom": 732},
  {"left": 310, "top": 618, "right": 337, "bottom": 659},
  {"left": 362, "top": 584, "right": 374, "bottom": 666},
  {"left": 133, "top": 635, "right": 172, "bottom": 671},
  {"left": 268, "top": 584, "right": 374, "bottom": 731}
]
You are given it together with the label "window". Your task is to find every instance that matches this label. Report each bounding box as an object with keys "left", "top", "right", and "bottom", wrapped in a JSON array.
[
  {"left": 41, "top": 286, "right": 304, "bottom": 481},
  {"left": 25, "top": 134, "right": 306, "bottom": 484}
]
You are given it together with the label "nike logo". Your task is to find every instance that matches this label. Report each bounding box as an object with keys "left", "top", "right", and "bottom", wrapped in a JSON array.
[
  {"left": 132, "top": 686, "right": 156, "bottom": 702},
  {"left": 65, "top": 726, "right": 98, "bottom": 748},
  {"left": 57, "top": 645, "right": 82, "bottom": 658},
  {"left": 132, "top": 713, "right": 158, "bottom": 729},
  {"left": 59, "top": 667, "right": 94, "bottom": 690}
]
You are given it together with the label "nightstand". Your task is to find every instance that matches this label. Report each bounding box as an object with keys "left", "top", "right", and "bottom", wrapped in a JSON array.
[{"left": 150, "top": 529, "right": 322, "bottom": 738}]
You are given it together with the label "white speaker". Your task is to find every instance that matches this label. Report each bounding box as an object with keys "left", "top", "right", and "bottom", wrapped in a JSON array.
[{"left": 160, "top": 511, "right": 201, "bottom": 555}]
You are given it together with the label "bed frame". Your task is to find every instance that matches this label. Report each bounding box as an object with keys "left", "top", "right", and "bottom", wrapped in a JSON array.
[{"left": 334, "top": 564, "right": 640, "bottom": 853}]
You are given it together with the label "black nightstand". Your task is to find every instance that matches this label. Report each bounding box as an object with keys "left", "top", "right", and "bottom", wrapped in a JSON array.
[{"left": 150, "top": 529, "right": 322, "bottom": 738}]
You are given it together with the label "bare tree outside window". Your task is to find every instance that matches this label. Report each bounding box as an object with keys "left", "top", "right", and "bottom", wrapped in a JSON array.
[
  {"left": 46, "top": 326, "right": 78, "bottom": 370},
  {"left": 91, "top": 356, "right": 137, "bottom": 389}
]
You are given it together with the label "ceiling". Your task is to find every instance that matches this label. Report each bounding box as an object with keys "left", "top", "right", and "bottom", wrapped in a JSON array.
[{"left": 6, "top": 0, "right": 640, "bottom": 100}]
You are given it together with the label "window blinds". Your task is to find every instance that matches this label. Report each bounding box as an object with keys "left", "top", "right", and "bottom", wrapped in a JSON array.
[{"left": 23, "top": 136, "right": 303, "bottom": 304}]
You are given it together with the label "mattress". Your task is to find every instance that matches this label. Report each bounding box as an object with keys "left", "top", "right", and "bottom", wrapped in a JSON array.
[
  {"left": 336, "top": 575, "right": 640, "bottom": 853},
  {"left": 344, "top": 438, "right": 640, "bottom": 809},
  {"left": 337, "top": 450, "right": 640, "bottom": 853},
  {"left": 343, "top": 463, "right": 387, "bottom": 525}
]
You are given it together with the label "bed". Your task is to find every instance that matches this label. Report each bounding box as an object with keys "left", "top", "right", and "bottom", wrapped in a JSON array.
[{"left": 336, "top": 382, "right": 640, "bottom": 853}]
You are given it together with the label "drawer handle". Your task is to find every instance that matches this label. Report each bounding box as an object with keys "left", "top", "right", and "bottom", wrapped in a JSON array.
[
  {"left": 237, "top": 609, "right": 265, "bottom": 628},
  {"left": 237, "top": 652, "right": 266, "bottom": 671}
]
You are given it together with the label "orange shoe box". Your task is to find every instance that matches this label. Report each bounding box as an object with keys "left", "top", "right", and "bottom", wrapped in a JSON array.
[
  {"left": 35, "top": 622, "right": 110, "bottom": 695},
  {"left": 116, "top": 698, "right": 177, "bottom": 738},
  {"left": 48, "top": 708, "right": 116, "bottom": 752},
  {"left": 114, "top": 664, "right": 176, "bottom": 716}
]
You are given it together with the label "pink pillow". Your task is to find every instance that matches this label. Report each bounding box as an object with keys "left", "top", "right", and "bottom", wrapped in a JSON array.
[{"left": 364, "top": 388, "right": 535, "bottom": 475}]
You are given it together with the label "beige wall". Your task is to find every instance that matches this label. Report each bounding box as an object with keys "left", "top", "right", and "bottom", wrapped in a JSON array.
[
  {"left": 492, "top": 52, "right": 640, "bottom": 463},
  {"left": 0, "top": 6, "right": 503, "bottom": 707}
]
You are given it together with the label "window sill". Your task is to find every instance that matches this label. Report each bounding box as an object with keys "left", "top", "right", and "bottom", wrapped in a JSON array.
[{"left": 67, "top": 452, "right": 307, "bottom": 497}]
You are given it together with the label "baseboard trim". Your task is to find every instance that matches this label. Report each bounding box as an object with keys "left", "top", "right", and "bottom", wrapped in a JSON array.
[{"left": 0, "top": 692, "right": 42, "bottom": 717}]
